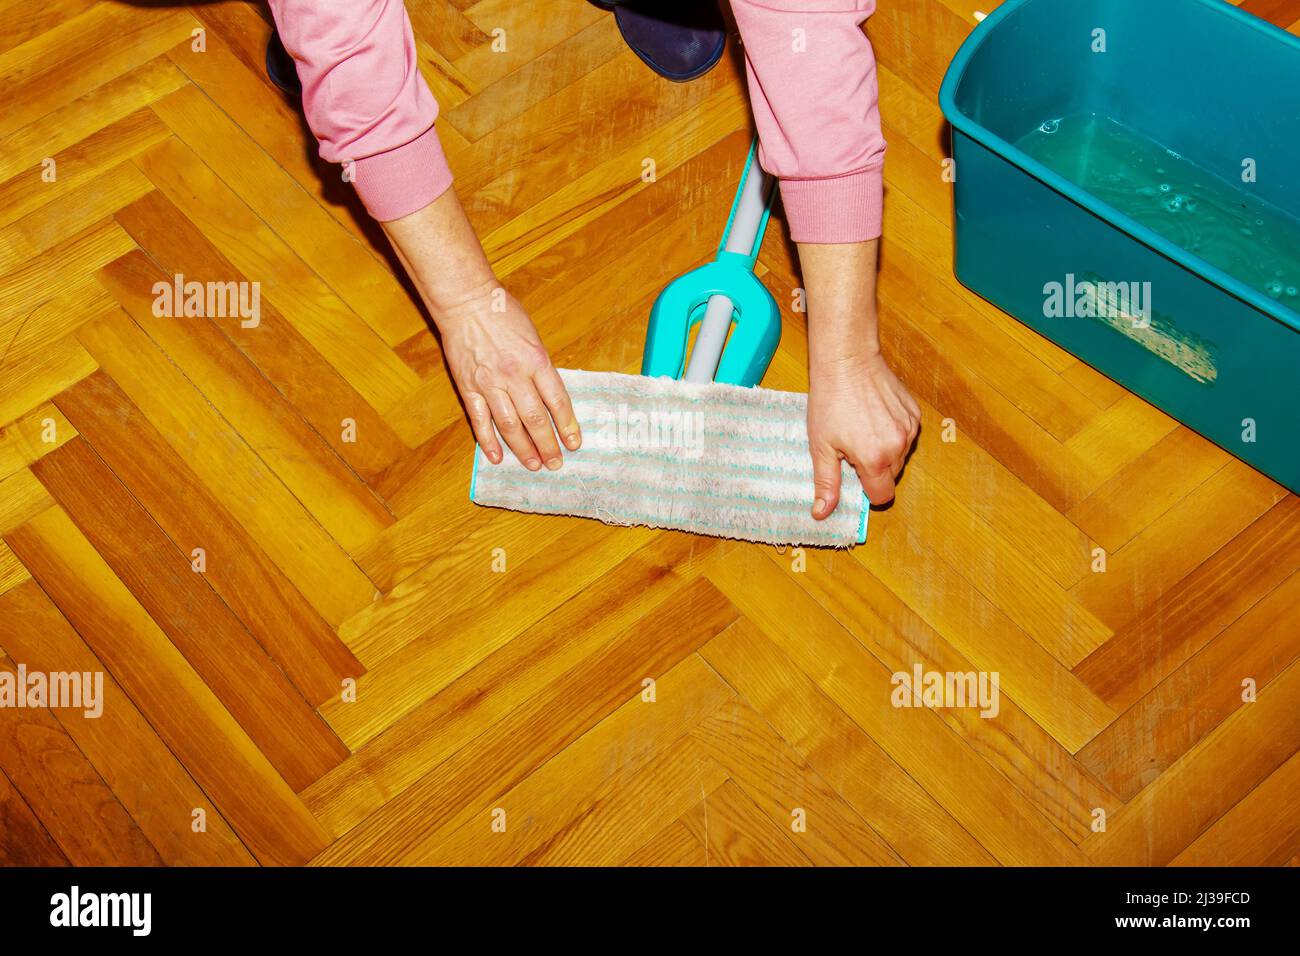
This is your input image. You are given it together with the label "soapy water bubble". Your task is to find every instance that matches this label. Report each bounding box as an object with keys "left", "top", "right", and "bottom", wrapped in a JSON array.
[
  {"left": 1039, "top": 118, "right": 1060, "bottom": 134},
  {"left": 1287, "top": 287, "right": 1298, "bottom": 298},
  {"left": 1266, "top": 280, "right": 1284, "bottom": 299}
]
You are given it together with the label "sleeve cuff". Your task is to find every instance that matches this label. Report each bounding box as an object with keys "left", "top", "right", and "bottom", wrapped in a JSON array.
[
  {"left": 778, "top": 166, "right": 883, "bottom": 244},
  {"left": 350, "top": 125, "right": 454, "bottom": 223}
]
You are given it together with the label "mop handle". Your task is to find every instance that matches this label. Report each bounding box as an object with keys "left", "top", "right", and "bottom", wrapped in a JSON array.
[{"left": 684, "top": 143, "right": 774, "bottom": 383}]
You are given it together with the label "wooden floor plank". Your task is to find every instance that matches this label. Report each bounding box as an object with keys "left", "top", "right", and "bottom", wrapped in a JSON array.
[
  {"left": 621, "top": 819, "right": 706, "bottom": 867},
  {"left": 6, "top": 508, "right": 331, "bottom": 865},
  {"left": 451, "top": 0, "right": 606, "bottom": 90},
  {"left": 0, "top": 56, "right": 186, "bottom": 184},
  {"left": 884, "top": 465, "right": 1112, "bottom": 667},
  {"left": 30, "top": 437, "right": 349, "bottom": 792},
  {"left": 786, "top": 548, "right": 1119, "bottom": 845},
  {"left": 0, "top": 276, "right": 116, "bottom": 373},
  {"left": 0, "top": 767, "right": 68, "bottom": 866},
  {"left": 0, "top": 540, "right": 28, "bottom": 596},
  {"left": 1069, "top": 460, "right": 1288, "bottom": 631},
  {"left": 411, "top": 660, "right": 734, "bottom": 867},
  {"left": 1064, "top": 394, "right": 1179, "bottom": 488},
  {"left": 0, "top": 580, "right": 254, "bottom": 865},
  {"left": 877, "top": 291, "right": 1093, "bottom": 513},
  {"left": 0, "top": 404, "right": 75, "bottom": 479},
  {"left": 74, "top": 309, "right": 377, "bottom": 628},
  {"left": 0, "top": 108, "right": 167, "bottom": 230},
  {"left": 675, "top": 778, "right": 816, "bottom": 868},
  {"left": 112, "top": 190, "right": 411, "bottom": 483},
  {"left": 906, "top": 398, "right": 1095, "bottom": 592},
  {"left": 1085, "top": 658, "right": 1300, "bottom": 866},
  {"left": 706, "top": 546, "right": 1087, "bottom": 865},
  {"left": 161, "top": 29, "right": 382, "bottom": 256},
  {"left": 0, "top": 655, "right": 162, "bottom": 866},
  {"left": 305, "top": 534, "right": 714, "bottom": 837},
  {"left": 699, "top": 617, "right": 996, "bottom": 865},
  {"left": 1074, "top": 495, "right": 1300, "bottom": 710},
  {"left": 1078, "top": 569, "right": 1300, "bottom": 800},
  {"left": 0, "top": 3, "right": 197, "bottom": 138},
  {"left": 0, "top": 335, "right": 98, "bottom": 433},
  {"left": 0, "top": 0, "right": 97, "bottom": 59},
  {"left": 1171, "top": 749, "right": 1300, "bottom": 866},
  {"left": 1069, "top": 426, "right": 1230, "bottom": 553},
  {"left": 313, "top": 580, "right": 738, "bottom": 865},
  {"left": 321, "top": 522, "right": 654, "bottom": 748},
  {"left": 52, "top": 371, "right": 361, "bottom": 706},
  {"left": 340, "top": 508, "right": 576, "bottom": 666},
  {"left": 1, "top": 217, "right": 133, "bottom": 326},
  {"left": 149, "top": 80, "right": 430, "bottom": 349},
  {"left": 444, "top": 17, "right": 623, "bottom": 142},
  {"left": 131, "top": 136, "right": 425, "bottom": 426},
  {"left": 0, "top": 469, "right": 51, "bottom": 538},
  {"left": 0, "top": 162, "right": 153, "bottom": 275},
  {"left": 855, "top": 513, "right": 1116, "bottom": 752},
  {"left": 689, "top": 698, "right": 902, "bottom": 866},
  {"left": 97, "top": 248, "right": 395, "bottom": 552}
]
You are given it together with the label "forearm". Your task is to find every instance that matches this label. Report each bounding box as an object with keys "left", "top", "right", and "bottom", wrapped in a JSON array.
[
  {"left": 381, "top": 188, "right": 498, "bottom": 329},
  {"left": 799, "top": 237, "right": 917, "bottom": 510},
  {"left": 798, "top": 239, "right": 882, "bottom": 369}
]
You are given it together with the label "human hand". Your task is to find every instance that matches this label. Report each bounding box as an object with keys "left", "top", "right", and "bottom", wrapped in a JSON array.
[
  {"left": 807, "top": 350, "right": 920, "bottom": 515},
  {"left": 438, "top": 280, "right": 581, "bottom": 471}
]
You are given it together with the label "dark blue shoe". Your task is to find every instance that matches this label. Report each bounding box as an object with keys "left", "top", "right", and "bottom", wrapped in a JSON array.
[
  {"left": 266, "top": 30, "right": 302, "bottom": 98},
  {"left": 610, "top": 2, "right": 725, "bottom": 82}
]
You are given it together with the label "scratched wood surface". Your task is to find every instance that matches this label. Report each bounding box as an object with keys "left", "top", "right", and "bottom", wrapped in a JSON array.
[{"left": 0, "top": 0, "right": 1298, "bottom": 866}]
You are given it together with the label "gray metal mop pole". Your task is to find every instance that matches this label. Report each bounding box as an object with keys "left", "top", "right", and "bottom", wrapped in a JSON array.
[{"left": 683, "top": 164, "right": 773, "bottom": 383}]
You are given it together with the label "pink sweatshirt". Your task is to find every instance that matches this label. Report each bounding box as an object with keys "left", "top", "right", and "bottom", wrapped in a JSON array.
[{"left": 267, "top": 1, "right": 885, "bottom": 242}]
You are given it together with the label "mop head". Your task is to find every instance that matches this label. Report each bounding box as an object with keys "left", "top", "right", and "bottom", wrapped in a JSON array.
[{"left": 469, "top": 369, "right": 869, "bottom": 547}]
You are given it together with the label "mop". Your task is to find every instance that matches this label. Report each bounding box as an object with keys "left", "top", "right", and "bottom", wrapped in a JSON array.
[{"left": 469, "top": 142, "right": 870, "bottom": 547}]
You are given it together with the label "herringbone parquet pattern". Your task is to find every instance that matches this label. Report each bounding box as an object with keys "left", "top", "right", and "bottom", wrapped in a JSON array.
[{"left": 1, "top": 0, "right": 1299, "bottom": 867}]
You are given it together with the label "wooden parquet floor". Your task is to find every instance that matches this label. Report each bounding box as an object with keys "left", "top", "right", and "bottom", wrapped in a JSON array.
[{"left": 2, "top": 0, "right": 1299, "bottom": 867}]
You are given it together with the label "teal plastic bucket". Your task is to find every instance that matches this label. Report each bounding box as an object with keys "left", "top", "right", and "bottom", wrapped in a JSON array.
[{"left": 939, "top": 0, "right": 1300, "bottom": 492}]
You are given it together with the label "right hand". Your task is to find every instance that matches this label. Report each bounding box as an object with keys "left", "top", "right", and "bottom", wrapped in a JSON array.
[{"left": 437, "top": 279, "right": 582, "bottom": 471}]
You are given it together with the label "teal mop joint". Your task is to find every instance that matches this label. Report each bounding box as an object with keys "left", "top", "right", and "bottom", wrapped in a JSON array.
[{"left": 642, "top": 139, "right": 781, "bottom": 387}]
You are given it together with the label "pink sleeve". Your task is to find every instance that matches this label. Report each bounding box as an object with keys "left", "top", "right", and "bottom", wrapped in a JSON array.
[
  {"left": 267, "top": 0, "right": 454, "bottom": 222},
  {"left": 731, "top": 0, "right": 886, "bottom": 243}
]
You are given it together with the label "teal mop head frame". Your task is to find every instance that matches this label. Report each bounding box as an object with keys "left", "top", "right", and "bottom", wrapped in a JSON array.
[{"left": 641, "top": 139, "right": 781, "bottom": 387}]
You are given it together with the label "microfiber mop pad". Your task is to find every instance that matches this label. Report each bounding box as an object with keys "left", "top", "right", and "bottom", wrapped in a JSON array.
[{"left": 470, "top": 369, "right": 869, "bottom": 548}]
